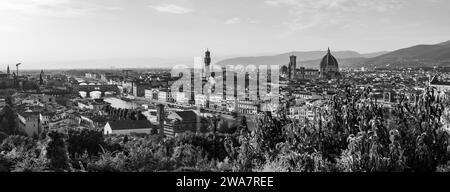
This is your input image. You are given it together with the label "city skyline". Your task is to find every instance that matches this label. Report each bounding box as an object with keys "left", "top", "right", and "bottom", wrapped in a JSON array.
[
  {"left": 1, "top": 0, "right": 450, "bottom": 177},
  {"left": 1, "top": 0, "right": 450, "bottom": 69}
]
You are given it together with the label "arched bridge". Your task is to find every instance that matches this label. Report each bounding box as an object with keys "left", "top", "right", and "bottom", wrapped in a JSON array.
[{"left": 73, "top": 84, "right": 120, "bottom": 97}]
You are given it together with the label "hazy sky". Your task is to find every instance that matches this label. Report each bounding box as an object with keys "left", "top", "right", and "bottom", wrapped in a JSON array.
[{"left": 1, "top": 0, "right": 449, "bottom": 69}]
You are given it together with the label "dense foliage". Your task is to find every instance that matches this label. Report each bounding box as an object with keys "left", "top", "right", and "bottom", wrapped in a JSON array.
[{"left": 0, "top": 105, "right": 25, "bottom": 137}]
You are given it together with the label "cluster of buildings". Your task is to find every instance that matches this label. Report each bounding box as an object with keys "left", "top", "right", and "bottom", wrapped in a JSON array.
[
  {"left": 4, "top": 47, "right": 450, "bottom": 139},
  {"left": 282, "top": 48, "right": 341, "bottom": 82},
  {"left": 281, "top": 48, "right": 342, "bottom": 121},
  {"left": 14, "top": 92, "right": 76, "bottom": 138}
]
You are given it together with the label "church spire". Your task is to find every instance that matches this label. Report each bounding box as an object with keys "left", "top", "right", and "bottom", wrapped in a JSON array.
[{"left": 7, "top": 65, "right": 10, "bottom": 75}]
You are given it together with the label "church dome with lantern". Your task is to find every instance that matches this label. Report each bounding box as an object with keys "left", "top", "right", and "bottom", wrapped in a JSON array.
[
  {"left": 320, "top": 48, "right": 339, "bottom": 69},
  {"left": 319, "top": 48, "right": 340, "bottom": 79}
]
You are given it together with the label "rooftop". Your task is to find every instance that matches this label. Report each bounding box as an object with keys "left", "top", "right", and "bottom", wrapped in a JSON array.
[{"left": 107, "top": 120, "right": 156, "bottom": 130}]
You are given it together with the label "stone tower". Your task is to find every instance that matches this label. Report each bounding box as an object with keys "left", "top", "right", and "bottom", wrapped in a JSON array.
[
  {"left": 288, "top": 54, "right": 297, "bottom": 80},
  {"left": 204, "top": 49, "right": 211, "bottom": 80}
]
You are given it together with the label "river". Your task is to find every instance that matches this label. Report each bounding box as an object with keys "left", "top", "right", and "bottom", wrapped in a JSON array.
[{"left": 103, "top": 97, "right": 141, "bottom": 109}]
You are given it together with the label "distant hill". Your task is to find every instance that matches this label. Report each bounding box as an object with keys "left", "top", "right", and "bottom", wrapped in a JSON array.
[
  {"left": 361, "top": 51, "right": 390, "bottom": 58},
  {"left": 302, "top": 57, "right": 368, "bottom": 69},
  {"left": 359, "top": 40, "right": 450, "bottom": 68},
  {"left": 438, "top": 40, "right": 450, "bottom": 47},
  {"left": 217, "top": 40, "right": 450, "bottom": 69},
  {"left": 216, "top": 50, "right": 388, "bottom": 69},
  {"left": 216, "top": 50, "right": 373, "bottom": 67}
]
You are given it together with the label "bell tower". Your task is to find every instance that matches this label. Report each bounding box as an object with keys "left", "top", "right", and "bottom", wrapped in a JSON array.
[
  {"left": 288, "top": 54, "right": 297, "bottom": 80},
  {"left": 204, "top": 49, "right": 211, "bottom": 80}
]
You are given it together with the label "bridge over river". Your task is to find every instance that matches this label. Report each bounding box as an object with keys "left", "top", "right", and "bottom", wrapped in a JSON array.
[{"left": 73, "top": 84, "right": 120, "bottom": 98}]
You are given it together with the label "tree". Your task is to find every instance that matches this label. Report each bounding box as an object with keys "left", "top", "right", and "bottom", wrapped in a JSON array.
[
  {"left": 0, "top": 105, "right": 23, "bottom": 136},
  {"left": 66, "top": 128, "right": 105, "bottom": 157},
  {"left": 0, "top": 131, "right": 7, "bottom": 143},
  {"left": 172, "top": 144, "right": 202, "bottom": 167},
  {"left": 87, "top": 151, "right": 126, "bottom": 172},
  {"left": 0, "top": 135, "right": 35, "bottom": 152},
  {"left": 0, "top": 154, "right": 11, "bottom": 172},
  {"left": 11, "top": 151, "right": 48, "bottom": 172},
  {"left": 44, "top": 131, "right": 71, "bottom": 171},
  {"left": 254, "top": 112, "right": 286, "bottom": 158},
  {"left": 239, "top": 116, "right": 249, "bottom": 134}
]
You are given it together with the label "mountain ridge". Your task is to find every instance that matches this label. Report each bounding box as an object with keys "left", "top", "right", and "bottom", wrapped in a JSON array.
[
  {"left": 215, "top": 50, "right": 383, "bottom": 68},
  {"left": 217, "top": 40, "right": 450, "bottom": 69},
  {"left": 359, "top": 40, "right": 450, "bottom": 68}
]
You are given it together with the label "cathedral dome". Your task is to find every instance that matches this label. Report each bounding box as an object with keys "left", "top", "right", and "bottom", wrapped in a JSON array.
[{"left": 320, "top": 48, "right": 339, "bottom": 69}]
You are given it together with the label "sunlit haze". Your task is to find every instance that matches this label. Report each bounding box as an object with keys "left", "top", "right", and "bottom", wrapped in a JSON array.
[{"left": 1, "top": 0, "right": 449, "bottom": 69}]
